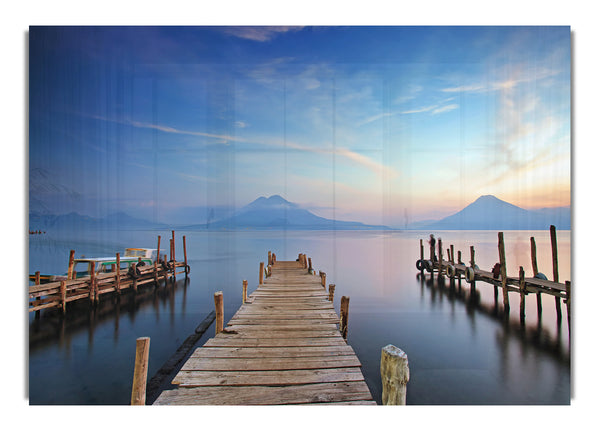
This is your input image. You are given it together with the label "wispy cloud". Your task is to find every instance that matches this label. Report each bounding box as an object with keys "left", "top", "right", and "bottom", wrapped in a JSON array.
[
  {"left": 221, "top": 26, "right": 303, "bottom": 42},
  {"left": 358, "top": 101, "right": 458, "bottom": 126},
  {"left": 432, "top": 104, "right": 459, "bottom": 114}
]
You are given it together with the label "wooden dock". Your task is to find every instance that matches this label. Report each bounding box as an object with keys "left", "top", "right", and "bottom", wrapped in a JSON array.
[
  {"left": 29, "top": 232, "right": 189, "bottom": 314},
  {"left": 153, "top": 257, "right": 375, "bottom": 405},
  {"left": 416, "top": 226, "right": 571, "bottom": 328}
]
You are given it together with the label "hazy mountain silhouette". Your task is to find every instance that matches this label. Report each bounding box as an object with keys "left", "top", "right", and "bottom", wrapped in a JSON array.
[
  {"left": 422, "top": 195, "right": 570, "bottom": 230},
  {"left": 185, "top": 195, "right": 390, "bottom": 230},
  {"left": 29, "top": 211, "right": 167, "bottom": 231}
]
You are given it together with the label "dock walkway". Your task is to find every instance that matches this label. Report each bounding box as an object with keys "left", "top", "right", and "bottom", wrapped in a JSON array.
[{"left": 153, "top": 260, "right": 374, "bottom": 405}]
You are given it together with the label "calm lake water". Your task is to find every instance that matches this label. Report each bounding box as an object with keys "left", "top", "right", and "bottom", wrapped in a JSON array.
[{"left": 28, "top": 229, "right": 571, "bottom": 405}]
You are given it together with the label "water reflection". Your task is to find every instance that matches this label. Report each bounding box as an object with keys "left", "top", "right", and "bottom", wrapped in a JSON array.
[
  {"left": 417, "top": 272, "right": 570, "bottom": 364},
  {"left": 29, "top": 278, "right": 190, "bottom": 353}
]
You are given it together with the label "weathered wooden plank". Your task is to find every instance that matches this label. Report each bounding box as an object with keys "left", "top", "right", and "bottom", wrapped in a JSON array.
[
  {"left": 191, "top": 345, "right": 356, "bottom": 358},
  {"left": 181, "top": 356, "right": 362, "bottom": 371},
  {"left": 203, "top": 337, "right": 348, "bottom": 348},
  {"left": 224, "top": 323, "right": 339, "bottom": 332},
  {"left": 228, "top": 318, "right": 340, "bottom": 325},
  {"left": 154, "top": 381, "right": 373, "bottom": 405},
  {"left": 173, "top": 367, "right": 365, "bottom": 386}
]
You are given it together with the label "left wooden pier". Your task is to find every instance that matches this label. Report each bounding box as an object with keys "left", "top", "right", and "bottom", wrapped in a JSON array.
[
  {"left": 29, "top": 232, "right": 189, "bottom": 314},
  {"left": 153, "top": 256, "right": 375, "bottom": 405}
]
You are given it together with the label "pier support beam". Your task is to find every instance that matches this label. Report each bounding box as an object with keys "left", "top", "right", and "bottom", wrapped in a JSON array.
[
  {"left": 380, "top": 344, "right": 409, "bottom": 405},
  {"left": 530, "top": 236, "right": 543, "bottom": 319},
  {"left": 340, "top": 296, "right": 349, "bottom": 340},
  {"left": 328, "top": 284, "right": 335, "bottom": 302},
  {"left": 214, "top": 291, "right": 224, "bottom": 335},
  {"left": 498, "top": 232, "right": 510, "bottom": 314},
  {"left": 131, "top": 337, "right": 150, "bottom": 405},
  {"left": 550, "top": 225, "right": 562, "bottom": 320},
  {"left": 259, "top": 262, "right": 265, "bottom": 285}
]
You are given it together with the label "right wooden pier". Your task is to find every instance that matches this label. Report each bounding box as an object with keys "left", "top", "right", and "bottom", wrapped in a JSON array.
[{"left": 416, "top": 225, "right": 571, "bottom": 329}]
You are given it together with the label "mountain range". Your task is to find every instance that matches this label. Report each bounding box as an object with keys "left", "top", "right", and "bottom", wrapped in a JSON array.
[
  {"left": 28, "top": 193, "right": 570, "bottom": 232},
  {"left": 419, "top": 195, "right": 570, "bottom": 230},
  {"left": 182, "top": 195, "right": 389, "bottom": 230}
]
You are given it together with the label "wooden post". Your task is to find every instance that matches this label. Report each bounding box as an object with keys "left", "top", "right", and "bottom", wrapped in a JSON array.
[
  {"left": 116, "top": 253, "right": 121, "bottom": 294},
  {"left": 259, "top": 262, "right": 265, "bottom": 285},
  {"left": 380, "top": 344, "right": 409, "bottom": 405},
  {"left": 268, "top": 251, "right": 272, "bottom": 266},
  {"left": 530, "top": 236, "right": 542, "bottom": 319},
  {"left": 469, "top": 245, "right": 476, "bottom": 295},
  {"left": 498, "top": 232, "right": 509, "bottom": 313},
  {"left": 272, "top": 253, "right": 276, "bottom": 264},
  {"left": 303, "top": 254, "right": 308, "bottom": 269},
  {"left": 60, "top": 280, "right": 67, "bottom": 314},
  {"left": 450, "top": 245, "right": 454, "bottom": 264},
  {"left": 183, "top": 235, "right": 188, "bottom": 279},
  {"left": 438, "top": 238, "right": 443, "bottom": 277},
  {"left": 519, "top": 266, "right": 526, "bottom": 325},
  {"left": 308, "top": 257, "right": 313, "bottom": 273},
  {"left": 156, "top": 235, "right": 161, "bottom": 264},
  {"left": 322, "top": 272, "right": 326, "bottom": 288},
  {"left": 130, "top": 337, "right": 150, "bottom": 405},
  {"left": 67, "top": 250, "right": 75, "bottom": 279},
  {"left": 132, "top": 263, "right": 138, "bottom": 293},
  {"left": 550, "top": 225, "right": 562, "bottom": 320},
  {"left": 171, "top": 230, "right": 176, "bottom": 262},
  {"left": 340, "top": 296, "right": 349, "bottom": 340},
  {"left": 242, "top": 280, "right": 248, "bottom": 304},
  {"left": 35, "top": 271, "right": 40, "bottom": 285},
  {"left": 328, "top": 284, "right": 335, "bottom": 302},
  {"left": 419, "top": 239, "right": 424, "bottom": 276},
  {"left": 457, "top": 251, "right": 462, "bottom": 283},
  {"left": 89, "top": 262, "right": 96, "bottom": 304},
  {"left": 214, "top": 291, "right": 224, "bottom": 335}
]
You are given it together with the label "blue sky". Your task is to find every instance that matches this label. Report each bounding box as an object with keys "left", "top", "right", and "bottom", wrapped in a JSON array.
[{"left": 29, "top": 26, "right": 571, "bottom": 226}]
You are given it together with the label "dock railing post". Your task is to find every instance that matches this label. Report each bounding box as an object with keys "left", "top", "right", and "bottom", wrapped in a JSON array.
[
  {"left": 259, "top": 262, "right": 265, "bottom": 285},
  {"left": 242, "top": 280, "right": 248, "bottom": 304},
  {"left": 60, "top": 280, "right": 67, "bottom": 314},
  {"left": 321, "top": 272, "right": 326, "bottom": 288},
  {"left": 419, "top": 239, "right": 424, "bottom": 276},
  {"left": 214, "top": 291, "right": 224, "bottom": 335},
  {"left": 131, "top": 337, "right": 150, "bottom": 405},
  {"left": 308, "top": 257, "right": 313, "bottom": 274},
  {"left": 381, "top": 344, "right": 409, "bottom": 405},
  {"left": 156, "top": 235, "right": 161, "bottom": 285},
  {"left": 340, "top": 296, "right": 349, "bottom": 340},
  {"left": 328, "top": 284, "right": 335, "bottom": 302},
  {"left": 519, "top": 266, "right": 526, "bottom": 325},
  {"left": 89, "top": 262, "right": 97, "bottom": 304},
  {"left": 550, "top": 225, "right": 562, "bottom": 320},
  {"left": 498, "top": 232, "right": 510, "bottom": 314},
  {"left": 268, "top": 251, "right": 272, "bottom": 266},
  {"left": 183, "top": 235, "right": 188, "bottom": 279},
  {"left": 530, "top": 236, "right": 542, "bottom": 319},
  {"left": 565, "top": 280, "right": 571, "bottom": 334},
  {"left": 438, "top": 238, "right": 443, "bottom": 279},
  {"left": 67, "top": 250, "right": 75, "bottom": 280}
]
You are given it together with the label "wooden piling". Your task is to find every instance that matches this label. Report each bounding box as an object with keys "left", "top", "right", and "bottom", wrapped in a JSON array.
[
  {"left": 60, "top": 280, "right": 67, "bottom": 314},
  {"left": 214, "top": 291, "right": 224, "bottom": 335},
  {"left": 242, "top": 280, "right": 248, "bottom": 304},
  {"left": 519, "top": 266, "right": 526, "bottom": 324},
  {"left": 328, "top": 284, "right": 335, "bottom": 302},
  {"left": 380, "top": 344, "right": 409, "bottom": 405},
  {"left": 437, "top": 238, "right": 443, "bottom": 276},
  {"left": 259, "top": 262, "right": 265, "bottom": 285},
  {"left": 268, "top": 251, "right": 272, "bottom": 266},
  {"left": 498, "top": 232, "right": 509, "bottom": 313},
  {"left": 457, "top": 250, "right": 462, "bottom": 283},
  {"left": 171, "top": 230, "right": 176, "bottom": 262},
  {"left": 550, "top": 225, "right": 562, "bottom": 320},
  {"left": 419, "top": 239, "right": 424, "bottom": 276},
  {"left": 183, "top": 235, "right": 188, "bottom": 279},
  {"left": 35, "top": 271, "right": 40, "bottom": 285},
  {"left": 131, "top": 337, "right": 150, "bottom": 405},
  {"left": 321, "top": 272, "right": 326, "bottom": 288},
  {"left": 67, "top": 250, "right": 75, "bottom": 279},
  {"left": 469, "top": 245, "right": 476, "bottom": 295},
  {"left": 308, "top": 257, "right": 313, "bottom": 273},
  {"left": 89, "top": 262, "right": 96, "bottom": 303},
  {"left": 530, "top": 236, "right": 542, "bottom": 319},
  {"left": 116, "top": 253, "right": 121, "bottom": 294},
  {"left": 340, "top": 296, "right": 349, "bottom": 340}
]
